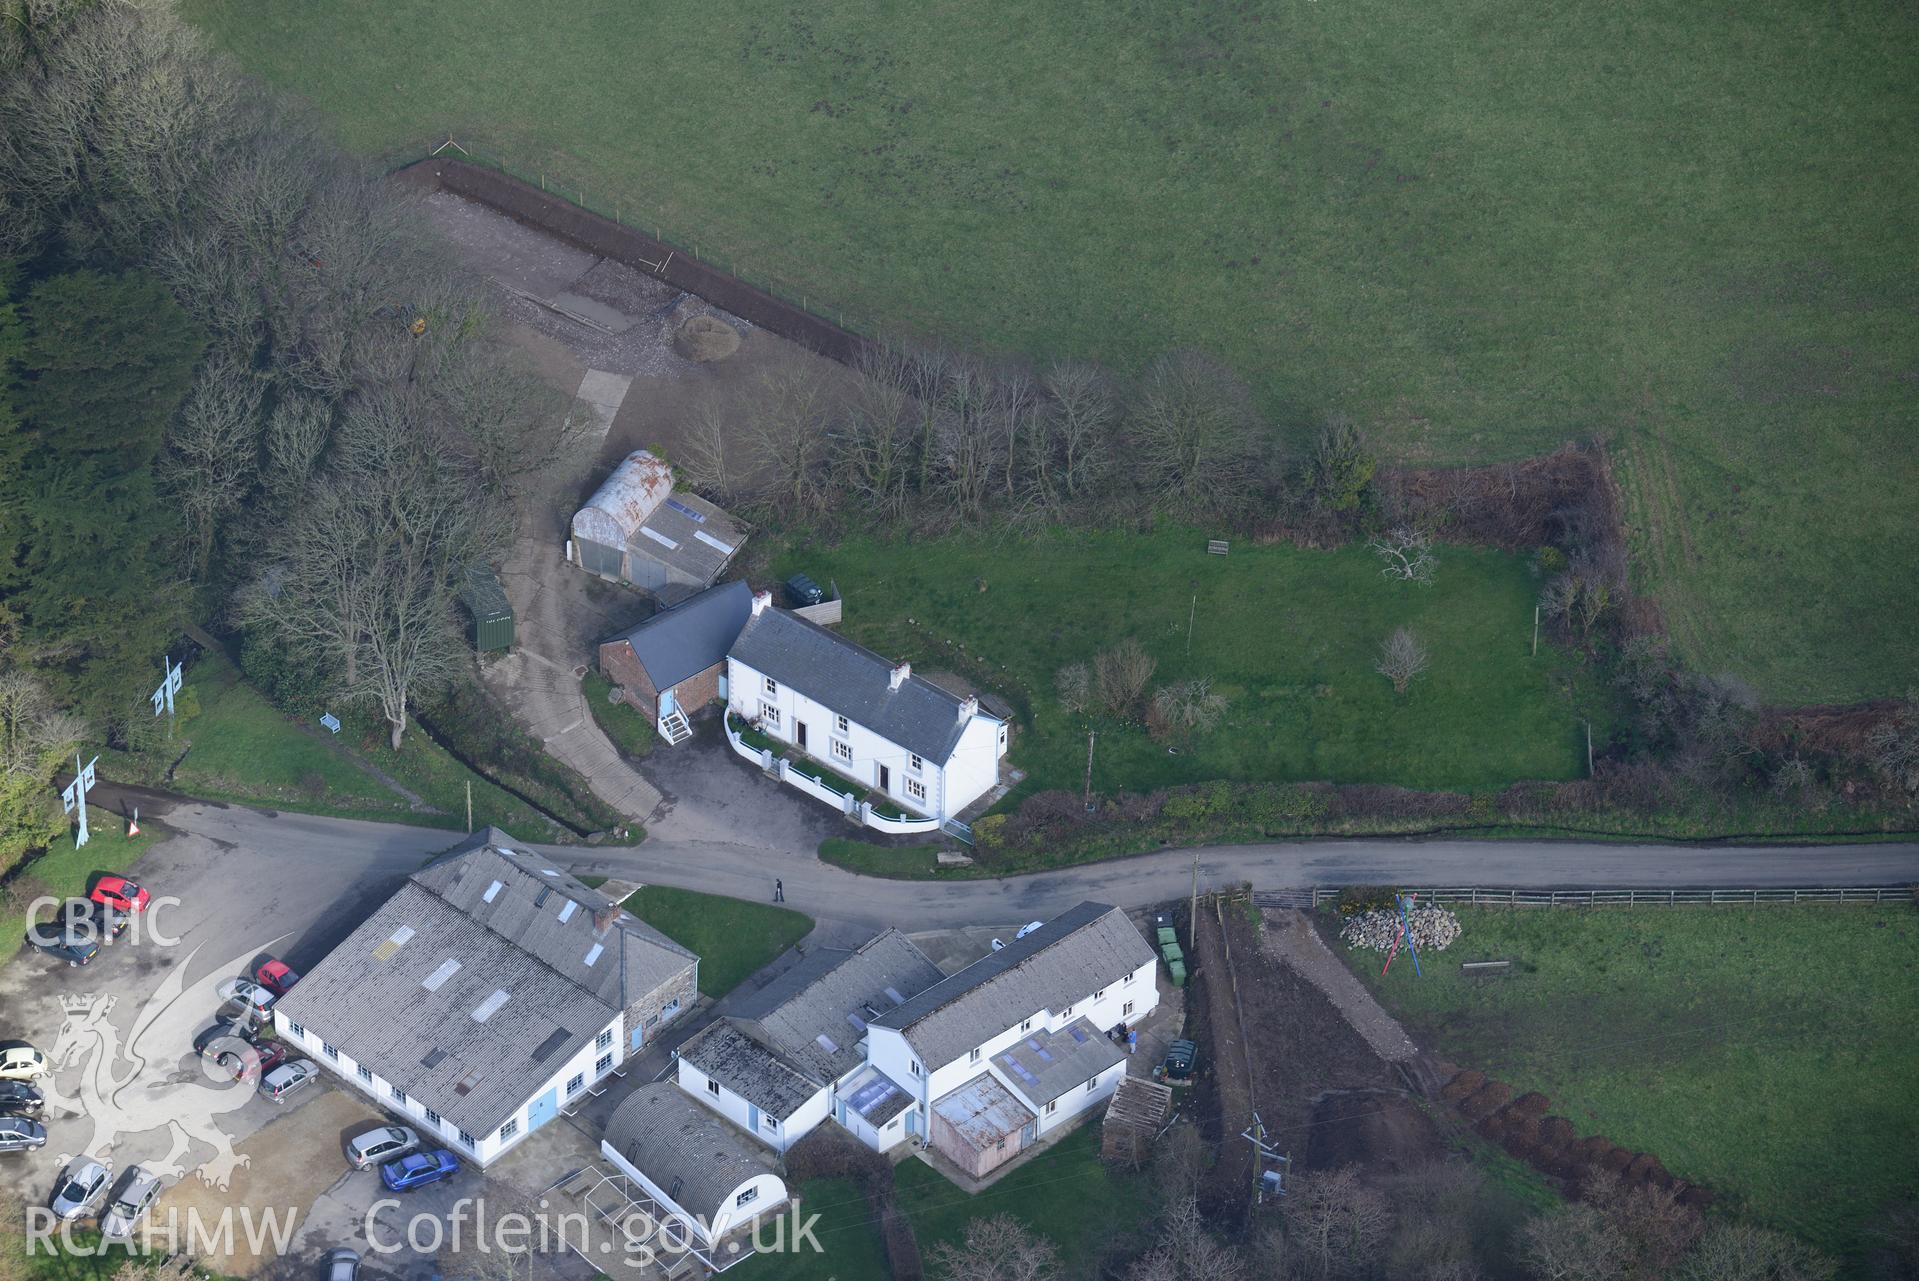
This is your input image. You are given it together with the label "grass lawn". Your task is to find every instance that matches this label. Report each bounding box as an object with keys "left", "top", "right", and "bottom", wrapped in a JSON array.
[
  {"left": 1344, "top": 905, "right": 1919, "bottom": 1263},
  {"left": 167, "top": 653, "right": 567, "bottom": 839},
  {"left": 778, "top": 529, "right": 1605, "bottom": 795},
  {"left": 582, "top": 671, "right": 656, "bottom": 760},
  {"left": 179, "top": 0, "right": 1919, "bottom": 703},
  {"left": 731, "top": 1177, "right": 890, "bottom": 1281},
  {"left": 0, "top": 806, "right": 159, "bottom": 967},
  {"left": 894, "top": 1124, "right": 1156, "bottom": 1275},
  {"left": 619, "top": 885, "right": 813, "bottom": 997}
]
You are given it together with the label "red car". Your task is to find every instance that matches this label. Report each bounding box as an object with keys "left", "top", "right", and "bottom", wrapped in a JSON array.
[
  {"left": 90, "top": 876, "right": 150, "bottom": 913},
  {"left": 254, "top": 958, "right": 301, "bottom": 996}
]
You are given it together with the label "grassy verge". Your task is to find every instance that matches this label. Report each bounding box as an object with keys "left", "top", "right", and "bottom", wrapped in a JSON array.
[
  {"left": 819, "top": 837, "right": 943, "bottom": 879},
  {"left": 619, "top": 885, "right": 813, "bottom": 997},
  {"left": 0, "top": 806, "right": 159, "bottom": 968},
  {"left": 421, "top": 680, "right": 626, "bottom": 833},
  {"left": 732, "top": 1177, "right": 890, "bottom": 1281},
  {"left": 582, "top": 671, "right": 657, "bottom": 760},
  {"left": 1342, "top": 904, "right": 1919, "bottom": 1263},
  {"left": 893, "top": 1124, "right": 1155, "bottom": 1275},
  {"left": 180, "top": 0, "right": 1917, "bottom": 702},
  {"left": 778, "top": 530, "right": 1607, "bottom": 795},
  {"left": 163, "top": 653, "right": 570, "bottom": 839}
]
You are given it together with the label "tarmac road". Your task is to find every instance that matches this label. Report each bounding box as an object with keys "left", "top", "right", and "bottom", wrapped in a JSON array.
[{"left": 112, "top": 787, "right": 1919, "bottom": 932}]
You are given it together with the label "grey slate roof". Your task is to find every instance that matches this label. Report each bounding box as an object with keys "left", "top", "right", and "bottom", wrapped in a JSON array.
[
  {"left": 609, "top": 581, "right": 751, "bottom": 692},
  {"left": 931, "top": 1073, "right": 1034, "bottom": 1150},
  {"left": 727, "top": 606, "right": 999, "bottom": 763},
  {"left": 676, "top": 1021, "right": 821, "bottom": 1122},
  {"left": 731, "top": 930, "right": 944, "bottom": 1083},
  {"left": 604, "top": 1083, "right": 783, "bottom": 1223},
  {"left": 870, "top": 902, "right": 1155, "bottom": 1067},
  {"left": 993, "top": 1017, "right": 1126, "bottom": 1106},
  {"left": 274, "top": 829, "right": 696, "bottom": 1137}
]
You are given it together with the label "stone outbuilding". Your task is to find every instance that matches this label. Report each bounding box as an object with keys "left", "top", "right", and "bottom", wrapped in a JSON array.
[{"left": 598, "top": 581, "right": 751, "bottom": 743}]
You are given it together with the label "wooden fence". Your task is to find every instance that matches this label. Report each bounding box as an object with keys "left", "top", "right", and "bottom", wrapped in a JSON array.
[{"left": 1248, "top": 885, "right": 1912, "bottom": 910}]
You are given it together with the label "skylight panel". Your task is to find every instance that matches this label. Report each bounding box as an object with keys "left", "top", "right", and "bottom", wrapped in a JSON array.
[
  {"left": 583, "top": 943, "right": 605, "bottom": 967},
  {"left": 471, "top": 990, "right": 511, "bottom": 1023},
  {"left": 482, "top": 880, "right": 504, "bottom": 903},
  {"left": 883, "top": 987, "right": 905, "bottom": 1006},
  {"left": 558, "top": 899, "right": 578, "bottom": 923},
  {"left": 422, "top": 959, "right": 461, "bottom": 991},
  {"left": 639, "top": 526, "right": 679, "bottom": 550},
  {"left": 815, "top": 1034, "right": 839, "bottom": 1054}
]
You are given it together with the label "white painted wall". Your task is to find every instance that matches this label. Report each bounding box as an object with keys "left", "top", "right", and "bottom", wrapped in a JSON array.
[
  {"left": 675, "top": 1057, "right": 831, "bottom": 1154},
  {"left": 725, "top": 657, "right": 1005, "bottom": 821},
  {"left": 273, "top": 1011, "right": 624, "bottom": 1168},
  {"left": 1020, "top": 1058, "right": 1130, "bottom": 1138}
]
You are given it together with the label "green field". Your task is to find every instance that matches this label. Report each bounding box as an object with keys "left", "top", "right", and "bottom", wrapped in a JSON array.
[
  {"left": 779, "top": 530, "right": 1603, "bottom": 795},
  {"left": 619, "top": 885, "right": 814, "bottom": 996},
  {"left": 582, "top": 671, "right": 657, "bottom": 760},
  {"left": 164, "top": 655, "right": 566, "bottom": 837},
  {"left": 179, "top": 0, "right": 1919, "bottom": 703},
  {"left": 1346, "top": 905, "right": 1919, "bottom": 1263}
]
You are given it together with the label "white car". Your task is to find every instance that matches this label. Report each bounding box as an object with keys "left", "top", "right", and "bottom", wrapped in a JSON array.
[
  {"left": 346, "top": 1125, "right": 419, "bottom": 1170},
  {"left": 259, "top": 1059, "right": 318, "bottom": 1103},
  {"left": 50, "top": 1160, "right": 112, "bottom": 1221},
  {"left": 1015, "top": 921, "right": 1046, "bottom": 940},
  {"left": 100, "top": 1166, "right": 162, "bottom": 1239},
  {"left": 216, "top": 977, "right": 277, "bottom": 1019},
  {"left": 0, "top": 1045, "right": 50, "bottom": 1081},
  {"left": 326, "top": 1249, "right": 361, "bottom": 1281}
]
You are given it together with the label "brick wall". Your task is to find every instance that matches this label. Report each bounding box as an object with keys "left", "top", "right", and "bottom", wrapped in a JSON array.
[
  {"left": 671, "top": 663, "right": 724, "bottom": 717},
  {"left": 598, "top": 640, "right": 661, "bottom": 719}
]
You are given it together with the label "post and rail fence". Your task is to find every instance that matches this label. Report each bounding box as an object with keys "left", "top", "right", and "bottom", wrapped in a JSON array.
[{"left": 1247, "top": 885, "right": 1913, "bottom": 911}]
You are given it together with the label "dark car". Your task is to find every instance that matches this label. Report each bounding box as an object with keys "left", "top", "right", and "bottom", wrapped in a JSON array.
[
  {"left": 0, "top": 1114, "right": 47, "bottom": 1154},
  {"left": 783, "top": 573, "right": 826, "bottom": 608},
  {"left": 89, "top": 903, "right": 132, "bottom": 944},
  {"left": 0, "top": 1081, "right": 44, "bottom": 1113},
  {"left": 25, "top": 924, "right": 99, "bottom": 967},
  {"left": 380, "top": 1148, "right": 459, "bottom": 1192}
]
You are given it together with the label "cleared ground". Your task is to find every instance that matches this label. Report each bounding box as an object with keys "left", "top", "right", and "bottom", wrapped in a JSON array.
[
  {"left": 778, "top": 529, "right": 1605, "bottom": 796},
  {"left": 1344, "top": 904, "right": 1919, "bottom": 1263},
  {"left": 181, "top": 0, "right": 1919, "bottom": 703}
]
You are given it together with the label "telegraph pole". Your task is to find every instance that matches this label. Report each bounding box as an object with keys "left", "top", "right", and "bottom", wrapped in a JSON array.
[
  {"left": 1190, "top": 850, "right": 1199, "bottom": 933},
  {"left": 1083, "top": 731, "right": 1097, "bottom": 811}
]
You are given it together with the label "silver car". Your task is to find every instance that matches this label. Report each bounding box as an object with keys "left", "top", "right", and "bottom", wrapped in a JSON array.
[
  {"left": 346, "top": 1125, "right": 420, "bottom": 1170},
  {"left": 259, "top": 1058, "right": 318, "bottom": 1103},
  {"left": 0, "top": 1114, "right": 46, "bottom": 1153},
  {"left": 326, "top": 1248, "right": 361, "bottom": 1281},
  {"left": 50, "top": 1160, "right": 112, "bottom": 1221},
  {"left": 100, "top": 1166, "right": 162, "bottom": 1239}
]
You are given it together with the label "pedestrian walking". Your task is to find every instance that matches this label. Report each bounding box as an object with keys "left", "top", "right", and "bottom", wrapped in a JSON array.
[{"left": 774, "top": 878, "right": 784, "bottom": 903}]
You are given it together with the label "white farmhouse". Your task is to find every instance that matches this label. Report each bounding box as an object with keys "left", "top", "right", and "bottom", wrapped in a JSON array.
[
  {"left": 673, "top": 929, "right": 945, "bottom": 1153},
  {"left": 725, "top": 590, "right": 1008, "bottom": 822},
  {"left": 673, "top": 901, "right": 1158, "bottom": 1180},
  {"left": 272, "top": 829, "right": 697, "bottom": 1168}
]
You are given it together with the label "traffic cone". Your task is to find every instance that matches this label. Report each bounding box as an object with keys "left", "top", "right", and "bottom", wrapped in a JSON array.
[{"left": 127, "top": 806, "right": 140, "bottom": 837}]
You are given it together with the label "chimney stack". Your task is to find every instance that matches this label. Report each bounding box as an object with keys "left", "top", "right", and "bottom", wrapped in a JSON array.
[
  {"left": 751, "top": 589, "right": 772, "bottom": 616},
  {"left": 958, "top": 695, "right": 980, "bottom": 723},
  {"left": 889, "top": 662, "right": 911, "bottom": 691}
]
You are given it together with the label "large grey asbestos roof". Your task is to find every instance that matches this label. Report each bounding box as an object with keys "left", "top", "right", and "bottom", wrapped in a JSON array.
[
  {"left": 731, "top": 930, "right": 945, "bottom": 1083},
  {"left": 604, "top": 1083, "right": 782, "bottom": 1223},
  {"left": 630, "top": 490, "right": 744, "bottom": 589},
  {"left": 274, "top": 829, "right": 696, "bottom": 1137},
  {"left": 871, "top": 902, "right": 1154, "bottom": 1067},
  {"left": 726, "top": 606, "right": 998, "bottom": 763},
  {"left": 676, "top": 1021, "right": 820, "bottom": 1122},
  {"left": 609, "top": 581, "right": 751, "bottom": 692}
]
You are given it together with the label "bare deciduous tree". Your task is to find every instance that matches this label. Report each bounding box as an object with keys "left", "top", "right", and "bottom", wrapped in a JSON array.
[
  {"left": 1039, "top": 360, "right": 1118, "bottom": 504},
  {"left": 1094, "top": 640, "right": 1157, "bottom": 716},
  {"left": 1675, "top": 1222, "right": 1835, "bottom": 1281},
  {"left": 1151, "top": 678, "right": 1229, "bottom": 737},
  {"left": 1370, "top": 526, "right": 1438, "bottom": 586},
  {"left": 162, "top": 352, "right": 265, "bottom": 579},
  {"left": 1539, "top": 554, "right": 1623, "bottom": 640},
  {"left": 1280, "top": 1167, "right": 1391, "bottom": 1281},
  {"left": 1126, "top": 1197, "right": 1247, "bottom": 1281},
  {"left": 744, "top": 363, "right": 833, "bottom": 518},
  {"left": 679, "top": 390, "right": 741, "bottom": 501},
  {"left": 1376, "top": 628, "right": 1430, "bottom": 694},
  {"left": 929, "top": 357, "right": 1003, "bottom": 517},
  {"left": 930, "top": 1214, "right": 1060, "bottom": 1281},
  {"left": 1055, "top": 662, "right": 1092, "bottom": 715},
  {"left": 0, "top": 668, "right": 87, "bottom": 778},
  {"left": 1520, "top": 1202, "right": 1632, "bottom": 1281},
  {"left": 1130, "top": 350, "right": 1264, "bottom": 513},
  {"left": 1867, "top": 697, "right": 1919, "bottom": 795},
  {"left": 837, "top": 345, "right": 916, "bottom": 518}
]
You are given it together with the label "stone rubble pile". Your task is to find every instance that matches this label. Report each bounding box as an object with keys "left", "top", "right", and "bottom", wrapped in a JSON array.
[{"left": 1339, "top": 903, "right": 1463, "bottom": 954}]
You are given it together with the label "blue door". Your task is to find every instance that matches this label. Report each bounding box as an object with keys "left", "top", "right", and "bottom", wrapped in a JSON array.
[
  {"left": 526, "top": 1088, "right": 558, "bottom": 1133},
  {"left": 718, "top": 673, "right": 728, "bottom": 699},
  {"left": 906, "top": 1108, "right": 919, "bottom": 1137},
  {"left": 659, "top": 688, "right": 677, "bottom": 717},
  {"left": 630, "top": 1024, "right": 645, "bottom": 1052},
  {"left": 747, "top": 1103, "right": 760, "bottom": 1133}
]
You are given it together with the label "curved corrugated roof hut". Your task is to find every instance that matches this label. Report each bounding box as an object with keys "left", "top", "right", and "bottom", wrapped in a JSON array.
[{"left": 600, "top": 1082, "right": 788, "bottom": 1246}]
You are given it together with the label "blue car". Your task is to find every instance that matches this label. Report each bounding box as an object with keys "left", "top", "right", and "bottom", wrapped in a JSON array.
[{"left": 379, "top": 1148, "right": 459, "bottom": 1192}]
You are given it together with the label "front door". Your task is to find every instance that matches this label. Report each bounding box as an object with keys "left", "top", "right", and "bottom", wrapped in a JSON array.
[
  {"left": 659, "top": 688, "right": 677, "bottom": 717},
  {"left": 1021, "top": 1120, "right": 1037, "bottom": 1147},
  {"left": 878, "top": 764, "right": 891, "bottom": 794},
  {"left": 526, "top": 1087, "right": 558, "bottom": 1134},
  {"left": 797, "top": 721, "right": 808, "bottom": 750}
]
